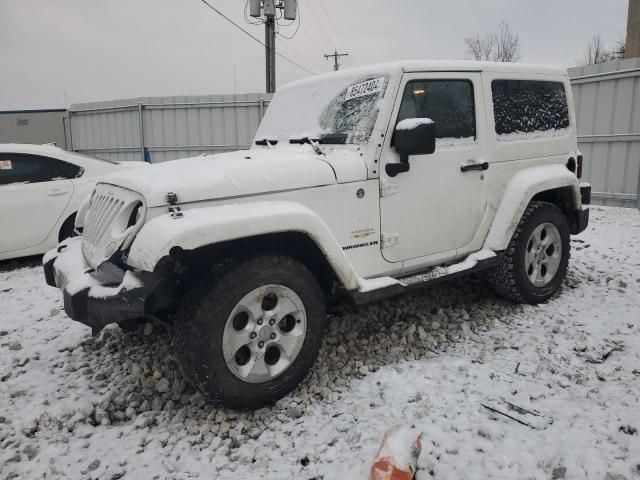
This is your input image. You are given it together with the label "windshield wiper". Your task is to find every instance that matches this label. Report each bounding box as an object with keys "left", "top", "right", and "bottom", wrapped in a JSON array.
[
  {"left": 290, "top": 133, "right": 348, "bottom": 145},
  {"left": 255, "top": 138, "right": 278, "bottom": 146},
  {"left": 319, "top": 133, "right": 348, "bottom": 145},
  {"left": 289, "top": 137, "right": 324, "bottom": 156},
  {"left": 289, "top": 137, "right": 319, "bottom": 145}
]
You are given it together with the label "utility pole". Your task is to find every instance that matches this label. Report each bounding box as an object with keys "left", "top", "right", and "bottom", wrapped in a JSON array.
[
  {"left": 265, "top": 15, "right": 276, "bottom": 93},
  {"left": 324, "top": 50, "right": 349, "bottom": 71},
  {"left": 627, "top": 0, "right": 640, "bottom": 59},
  {"left": 250, "top": 0, "right": 297, "bottom": 93}
]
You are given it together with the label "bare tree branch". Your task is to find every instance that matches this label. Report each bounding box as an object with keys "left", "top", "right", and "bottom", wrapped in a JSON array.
[
  {"left": 464, "top": 34, "right": 487, "bottom": 61},
  {"left": 464, "top": 21, "right": 520, "bottom": 63},
  {"left": 583, "top": 35, "right": 625, "bottom": 65},
  {"left": 584, "top": 35, "right": 610, "bottom": 64},
  {"left": 493, "top": 21, "right": 520, "bottom": 62},
  {"left": 610, "top": 38, "right": 626, "bottom": 60}
]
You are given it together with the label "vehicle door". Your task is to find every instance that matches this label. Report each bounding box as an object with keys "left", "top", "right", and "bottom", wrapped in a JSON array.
[
  {"left": 0, "top": 154, "right": 75, "bottom": 253},
  {"left": 379, "top": 72, "right": 489, "bottom": 263}
]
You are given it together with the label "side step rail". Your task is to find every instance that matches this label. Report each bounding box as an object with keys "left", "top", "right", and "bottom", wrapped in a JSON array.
[{"left": 349, "top": 250, "right": 499, "bottom": 305}]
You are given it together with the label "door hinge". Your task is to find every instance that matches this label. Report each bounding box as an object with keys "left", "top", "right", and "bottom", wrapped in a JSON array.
[
  {"left": 380, "top": 181, "right": 399, "bottom": 197},
  {"left": 381, "top": 233, "right": 399, "bottom": 249}
]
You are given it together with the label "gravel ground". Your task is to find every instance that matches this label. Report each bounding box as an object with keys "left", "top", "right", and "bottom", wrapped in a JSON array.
[{"left": 1, "top": 206, "right": 639, "bottom": 479}]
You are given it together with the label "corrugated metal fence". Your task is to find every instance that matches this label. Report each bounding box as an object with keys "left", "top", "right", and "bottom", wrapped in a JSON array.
[
  {"left": 66, "top": 93, "right": 272, "bottom": 164},
  {"left": 569, "top": 58, "right": 640, "bottom": 208}
]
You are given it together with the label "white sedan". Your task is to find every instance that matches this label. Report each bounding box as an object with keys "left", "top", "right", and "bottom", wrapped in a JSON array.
[{"left": 0, "top": 144, "right": 140, "bottom": 261}]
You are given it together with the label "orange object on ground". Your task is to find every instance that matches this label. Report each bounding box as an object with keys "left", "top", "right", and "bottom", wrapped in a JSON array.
[{"left": 369, "top": 426, "right": 422, "bottom": 480}]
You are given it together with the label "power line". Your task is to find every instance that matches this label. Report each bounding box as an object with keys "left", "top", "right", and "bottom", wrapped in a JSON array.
[
  {"left": 317, "top": 0, "right": 343, "bottom": 46},
  {"left": 304, "top": 0, "right": 336, "bottom": 48},
  {"left": 198, "top": 0, "right": 317, "bottom": 75},
  {"left": 277, "top": 34, "right": 327, "bottom": 72},
  {"left": 282, "top": 0, "right": 332, "bottom": 62},
  {"left": 299, "top": 23, "right": 328, "bottom": 55},
  {"left": 274, "top": 2, "right": 327, "bottom": 73},
  {"left": 303, "top": 0, "right": 349, "bottom": 67},
  {"left": 317, "top": 0, "right": 350, "bottom": 66}
]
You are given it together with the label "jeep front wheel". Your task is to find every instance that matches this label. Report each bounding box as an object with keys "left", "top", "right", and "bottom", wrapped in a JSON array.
[
  {"left": 488, "top": 201, "right": 570, "bottom": 304},
  {"left": 174, "top": 255, "right": 326, "bottom": 410}
]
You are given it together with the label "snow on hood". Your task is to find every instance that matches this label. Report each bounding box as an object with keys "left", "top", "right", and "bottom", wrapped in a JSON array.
[
  {"left": 116, "top": 161, "right": 149, "bottom": 169},
  {"left": 98, "top": 145, "right": 343, "bottom": 207}
]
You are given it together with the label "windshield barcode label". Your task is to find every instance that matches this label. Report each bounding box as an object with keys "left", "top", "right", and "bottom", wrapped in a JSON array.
[{"left": 344, "top": 77, "right": 385, "bottom": 101}]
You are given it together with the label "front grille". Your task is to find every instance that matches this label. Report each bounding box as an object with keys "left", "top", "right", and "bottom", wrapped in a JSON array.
[
  {"left": 82, "top": 183, "right": 145, "bottom": 268},
  {"left": 84, "top": 195, "right": 125, "bottom": 245}
]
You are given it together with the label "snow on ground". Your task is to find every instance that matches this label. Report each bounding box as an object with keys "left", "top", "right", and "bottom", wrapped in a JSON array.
[{"left": 1, "top": 206, "right": 639, "bottom": 480}]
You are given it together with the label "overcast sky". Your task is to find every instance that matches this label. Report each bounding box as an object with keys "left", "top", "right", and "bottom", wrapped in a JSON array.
[{"left": 0, "top": 0, "right": 629, "bottom": 110}]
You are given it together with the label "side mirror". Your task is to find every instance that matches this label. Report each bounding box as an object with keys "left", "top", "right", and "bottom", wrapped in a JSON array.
[
  {"left": 395, "top": 118, "right": 436, "bottom": 158},
  {"left": 386, "top": 118, "right": 436, "bottom": 177}
]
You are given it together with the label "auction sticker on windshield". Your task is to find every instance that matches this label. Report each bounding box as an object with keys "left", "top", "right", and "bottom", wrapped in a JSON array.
[
  {"left": 0, "top": 160, "right": 12, "bottom": 170},
  {"left": 344, "top": 77, "right": 385, "bottom": 101}
]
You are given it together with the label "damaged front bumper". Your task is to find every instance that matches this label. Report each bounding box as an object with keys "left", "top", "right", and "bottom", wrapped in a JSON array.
[{"left": 43, "top": 237, "right": 158, "bottom": 334}]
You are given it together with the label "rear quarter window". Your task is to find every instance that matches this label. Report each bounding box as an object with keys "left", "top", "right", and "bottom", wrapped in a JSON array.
[
  {"left": 491, "top": 80, "right": 570, "bottom": 141},
  {"left": 51, "top": 159, "right": 83, "bottom": 179}
]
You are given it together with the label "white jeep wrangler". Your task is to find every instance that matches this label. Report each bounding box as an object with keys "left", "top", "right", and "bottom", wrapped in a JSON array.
[{"left": 44, "top": 61, "right": 590, "bottom": 410}]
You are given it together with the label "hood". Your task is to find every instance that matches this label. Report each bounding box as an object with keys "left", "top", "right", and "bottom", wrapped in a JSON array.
[
  {"left": 117, "top": 161, "right": 149, "bottom": 169},
  {"left": 99, "top": 145, "right": 364, "bottom": 207},
  {"left": 82, "top": 158, "right": 147, "bottom": 179}
]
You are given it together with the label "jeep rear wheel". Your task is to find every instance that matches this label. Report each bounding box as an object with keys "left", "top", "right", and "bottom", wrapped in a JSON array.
[
  {"left": 488, "top": 201, "right": 570, "bottom": 304},
  {"left": 174, "top": 255, "right": 326, "bottom": 410}
]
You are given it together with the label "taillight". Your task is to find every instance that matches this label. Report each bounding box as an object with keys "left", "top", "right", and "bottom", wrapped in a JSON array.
[{"left": 577, "top": 155, "right": 583, "bottom": 179}]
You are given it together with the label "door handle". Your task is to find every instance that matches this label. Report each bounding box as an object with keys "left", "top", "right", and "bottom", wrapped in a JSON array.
[
  {"left": 460, "top": 161, "right": 489, "bottom": 173},
  {"left": 47, "top": 188, "right": 69, "bottom": 196}
]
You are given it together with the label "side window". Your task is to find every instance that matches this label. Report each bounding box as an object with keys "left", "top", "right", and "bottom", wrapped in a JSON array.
[
  {"left": 0, "top": 154, "right": 55, "bottom": 186},
  {"left": 51, "top": 159, "right": 82, "bottom": 179},
  {"left": 397, "top": 80, "right": 476, "bottom": 142},
  {"left": 492, "top": 80, "right": 569, "bottom": 140}
]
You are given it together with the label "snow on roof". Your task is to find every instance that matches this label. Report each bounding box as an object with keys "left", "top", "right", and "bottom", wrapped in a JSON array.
[
  {"left": 0, "top": 143, "right": 122, "bottom": 168},
  {"left": 398, "top": 59, "right": 567, "bottom": 75},
  {"left": 0, "top": 143, "right": 69, "bottom": 156},
  {"left": 282, "top": 60, "right": 567, "bottom": 91}
]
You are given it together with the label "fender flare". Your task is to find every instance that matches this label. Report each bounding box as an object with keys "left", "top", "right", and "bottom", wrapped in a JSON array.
[
  {"left": 484, "top": 164, "right": 581, "bottom": 251},
  {"left": 126, "top": 200, "right": 362, "bottom": 290}
]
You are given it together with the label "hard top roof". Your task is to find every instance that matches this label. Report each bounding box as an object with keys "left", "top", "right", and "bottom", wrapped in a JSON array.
[{"left": 283, "top": 60, "right": 567, "bottom": 91}]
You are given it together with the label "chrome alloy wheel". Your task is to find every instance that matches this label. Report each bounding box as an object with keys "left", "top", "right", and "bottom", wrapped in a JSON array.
[
  {"left": 524, "top": 222, "right": 562, "bottom": 287},
  {"left": 222, "top": 284, "right": 307, "bottom": 383}
]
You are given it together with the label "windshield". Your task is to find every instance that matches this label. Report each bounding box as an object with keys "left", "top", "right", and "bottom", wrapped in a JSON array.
[{"left": 255, "top": 73, "right": 390, "bottom": 145}]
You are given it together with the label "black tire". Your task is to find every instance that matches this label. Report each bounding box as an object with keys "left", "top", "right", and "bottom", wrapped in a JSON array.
[
  {"left": 174, "top": 255, "right": 326, "bottom": 410},
  {"left": 58, "top": 214, "right": 77, "bottom": 242},
  {"left": 487, "top": 201, "right": 570, "bottom": 304}
]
